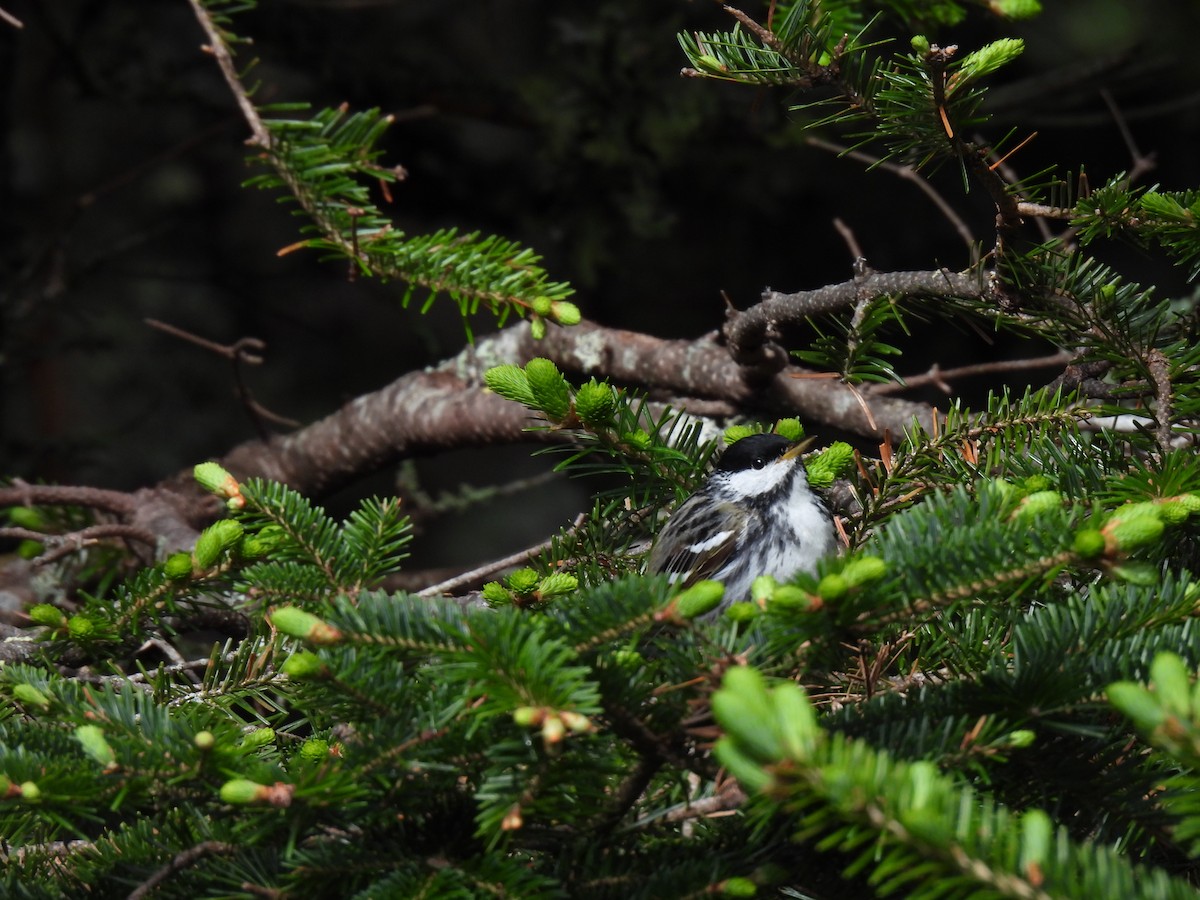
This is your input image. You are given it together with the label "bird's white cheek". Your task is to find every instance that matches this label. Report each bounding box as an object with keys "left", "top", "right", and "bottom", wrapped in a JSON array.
[{"left": 724, "top": 464, "right": 792, "bottom": 497}]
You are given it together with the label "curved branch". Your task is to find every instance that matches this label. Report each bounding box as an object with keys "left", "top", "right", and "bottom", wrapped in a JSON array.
[
  {"left": 166, "top": 317, "right": 938, "bottom": 504},
  {"left": 483, "top": 319, "right": 936, "bottom": 439},
  {"left": 216, "top": 369, "right": 555, "bottom": 498},
  {"left": 0, "top": 483, "right": 136, "bottom": 517},
  {"left": 722, "top": 268, "right": 994, "bottom": 371}
]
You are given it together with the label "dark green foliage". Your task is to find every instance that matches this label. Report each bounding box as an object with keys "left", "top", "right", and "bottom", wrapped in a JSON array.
[
  {"left": 1073, "top": 177, "right": 1200, "bottom": 281},
  {"left": 793, "top": 294, "right": 908, "bottom": 384},
  {"left": 10, "top": 402, "right": 1200, "bottom": 895}
]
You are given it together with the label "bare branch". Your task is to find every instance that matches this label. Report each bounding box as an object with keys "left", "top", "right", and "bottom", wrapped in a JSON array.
[
  {"left": 417, "top": 516, "right": 584, "bottom": 598},
  {"left": 0, "top": 482, "right": 136, "bottom": 517},
  {"left": 208, "top": 317, "right": 935, "bottom": 506},
  {"left": 127, "top": 841, "right": 237, "bottom": 900},
  {"left": 867, "top": 351, "right": 1074, "bottom": 396},
  {"left": 1100, "top": 88, "right": 1157, "bottom": 185},
  {"left": 185, "top": 0, "right": 270, "bottom": 147},
  {"left": 807, "top": 137, "right": 978, "bottom": 258},
  {"left": 722, "top": 268, "right": 993, "bottom": 374},
  {"left": 1146, "top": 349, "right": 1175, "bottom": 454},
  {"left": 0, "top": 524, "right": 159, "bottom": 566},
  {"left": 217, "top": 363, "right": 560, "bottom": 499},
  {"left": 145, "top": 318, "right": 299, "bottom": 437}
]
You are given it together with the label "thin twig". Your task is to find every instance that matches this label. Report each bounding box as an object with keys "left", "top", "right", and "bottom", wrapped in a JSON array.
[
  {"left": 832, "top": 217, "right": 866, "bottom": 263},
  {"left": 145, "top": 318, "right": 262, "bottom": 362},
  {"left": 981, "top": 137, "right": 1060, "bottom": 245},
  {"left": 397, "top": 464, "right": 564, "bottom": 525},
  {"left": 0, "top": 524, "right": 159, "bottom": 565},
  {"left": 807, "top": 137, "right": 977, "bottom": 258},
  {"left": 146, "top": 318, "right": 299, "bottom": 434},
  {"left": 1100, "top": 88, "right": 1157, "bottom": 185},
  {"left": 67, "top": 656, "right": 216, "bottom": 688},
  {"left": 137, "top": 637, "right": 188, "bottom": 668},
  {"left": 185, "top": 0, "right": 270, "bottom": 147},
  {"left": 722, "top": 4, "right": 782, "bottom": 52},
  {"left": 1080, "top": 413, "right": 1194, "bottom": 450},
  {"left": 127, "top": 841, "right": 237, "bottom": 900},
  {"left": 632, "top": 777, "right": 747, "bottom": 827},
  {"left": 417, "top": 514, "right": 586, "bottom": 597}
]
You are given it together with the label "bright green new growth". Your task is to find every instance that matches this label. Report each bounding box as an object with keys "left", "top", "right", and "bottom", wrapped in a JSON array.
[
  {"left": 714, "top": 663, "right": 1198, "bottom": 899},
  {"left": 806, "top": 441, "right": 854, "bottom": 488}
]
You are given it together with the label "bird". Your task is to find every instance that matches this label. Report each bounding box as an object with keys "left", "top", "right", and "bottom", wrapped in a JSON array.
[{"left": 646, "top": 433, "right": 836, "bottom": 606}]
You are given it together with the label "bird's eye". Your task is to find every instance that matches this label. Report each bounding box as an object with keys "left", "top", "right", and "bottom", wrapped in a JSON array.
[{"left": 752, "top": 457, "right": 766, "bottom": 470}]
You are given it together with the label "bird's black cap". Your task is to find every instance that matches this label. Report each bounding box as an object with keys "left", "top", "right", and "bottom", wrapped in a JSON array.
[{"left": 714, "top": 433, "right": 793, "bottom": 474}]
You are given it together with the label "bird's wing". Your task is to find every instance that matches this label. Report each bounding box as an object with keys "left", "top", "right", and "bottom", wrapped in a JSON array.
[{"left": 647, "top": 498, "right": 745, "bottom": 588}]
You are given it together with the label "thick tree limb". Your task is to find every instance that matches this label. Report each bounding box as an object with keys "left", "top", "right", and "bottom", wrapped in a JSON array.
[
  {"left": 9, "top": 318, "right": 937, "bottom": 549},
  {"left": 0, "top": 314, "right": 937, "bottom": 659},
  {"left": 217, "top": 369, "right": 548, "bottom": 497},
  {"left": 197, "top": 317, "right": 933, "bottom": 503},
  {"left": 531, "top": 319, "right": 936, "bottom": 438}
]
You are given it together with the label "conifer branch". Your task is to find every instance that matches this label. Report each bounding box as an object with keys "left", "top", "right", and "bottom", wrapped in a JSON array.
[
  {"left": 723, "top": 268, "right": 993, "bottom": 373},
  {"left": 186, "top": 0, "right": 575, "bottom": 331},
  {"left": 128, "top": 841, "right": 238, "bottom": 900},
  {"left": 214, "top": 317, "right": 934, "bottom": 502},
  {"left": 185, "top": 0, "right": 269, "bottom": 148}
]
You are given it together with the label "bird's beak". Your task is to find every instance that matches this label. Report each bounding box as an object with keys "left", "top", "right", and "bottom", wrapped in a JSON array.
[{"left": 780, "top": 435, "right": 818, "bottom": 461}]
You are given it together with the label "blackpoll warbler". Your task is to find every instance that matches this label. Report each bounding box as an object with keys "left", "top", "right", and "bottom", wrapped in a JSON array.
[{"left": 647, "top": 434, "right": 836, "bottom": 605}]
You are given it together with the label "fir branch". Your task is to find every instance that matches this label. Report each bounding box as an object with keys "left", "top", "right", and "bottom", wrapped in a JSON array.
[
  {"left": 724, "top": 268, "right": 992, "bottom": 373},
  {"left": 186, "top": 0, "right": 268, "bottom": 148},
  {"left": 186, "top": 0, "right": 574, "bottom": 332},
  {"left": 127, "top": 841, "right": 238, "bottom": 900},
  {"left": 713, "top": 670, "right": 1200, "bottom": 900},
  {"left": 213, "top": 318, "right": 935, "bottom": 504}
]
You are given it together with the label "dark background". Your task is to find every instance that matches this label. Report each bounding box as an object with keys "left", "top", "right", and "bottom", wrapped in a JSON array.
[{"left": 3, "top": 0, "right": 1199, "bottom": 566}]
